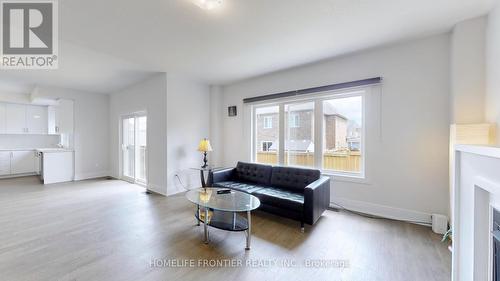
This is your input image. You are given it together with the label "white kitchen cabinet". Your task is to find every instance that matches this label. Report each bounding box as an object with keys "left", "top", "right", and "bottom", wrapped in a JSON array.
[
  {"left": 48, "top": 100, "right": 73, "bottom": 135},
  {"left": 40, "top": 150, "right": 74, "bottom": 184},
  {"left": 11, "top": 150, "right": 35, "bottom": 174},
  {"left": 0, "top": 103, "right": 5, "bottom": 133},
  {"left": 47, "top": 106, "right": 56, "bottom": 134},
  {"left": 5, "top": 103, "right": 27, "bottom": 134},
  {"left": 26, "top": 105, "right": 48, "bottom": 134},
  {"left": 0, "top": 152, "right": 10, "bottom": 176},
  {"left": 0, "top": 102, "right": 50, "bottom": 135}
]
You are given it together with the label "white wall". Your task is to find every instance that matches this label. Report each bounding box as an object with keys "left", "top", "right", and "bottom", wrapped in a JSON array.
[
  {"left": 166, "top": 74, "right": 210, "bottom": 195},
  {"left": 109, "top": 74, "right": 168, "bottom": 195},
  {"left": 109, "top": 73, "right": 209, "bottom": 196},
  {"left": 0, "top": 92, "right": 31, "bottom": 104},
  {"left": 209, "top": 85, "right": 223, "bottom": 167},
  {"left": 450, "top": 17, "right": 487, "bottom": 124},
  {"left": 216, "top": 34, "right": 451, "bottom": 222},
  {"left": 486, "top": 0, "right": 500, "bottom": 144},
  {"left": 36, "top": 86, "right": 110, "bottom": 180}
]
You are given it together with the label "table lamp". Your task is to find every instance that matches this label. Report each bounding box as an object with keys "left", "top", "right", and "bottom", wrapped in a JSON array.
[{"left": 197, "top": 138, "right": 213, "bottom": 168}]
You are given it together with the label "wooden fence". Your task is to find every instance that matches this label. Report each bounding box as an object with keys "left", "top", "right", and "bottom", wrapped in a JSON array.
[{"left": 256, "top": 151, "right": 361, "bottom": 172}]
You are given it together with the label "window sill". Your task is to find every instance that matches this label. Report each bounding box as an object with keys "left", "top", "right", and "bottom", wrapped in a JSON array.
[{"left": 321, "top": 171, "right": 370, "bottom": 185}]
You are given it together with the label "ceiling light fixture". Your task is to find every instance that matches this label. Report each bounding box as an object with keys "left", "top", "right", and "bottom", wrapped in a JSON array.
[{"left": 193, "top": 0, "right": 222, "bottom": 10}]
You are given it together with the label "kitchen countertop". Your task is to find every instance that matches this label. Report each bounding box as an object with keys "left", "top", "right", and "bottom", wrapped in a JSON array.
[
  {"left": 36, "top": 148, "right": 74, "bottom": 153},
  {"left": 0, "top": 148, "right": 74, "bottom": 152}
]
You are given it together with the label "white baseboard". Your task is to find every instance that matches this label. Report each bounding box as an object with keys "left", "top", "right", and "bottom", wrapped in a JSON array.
[
  {"left": 147, "top": 183, "right": 167, "bottom": 196},
  {"left": 331, "top": 197, "right": 432, "bottom": 226},
  {"left": 74, "top": 171, "right": 110, "bottom": 181},
  {"left": 167, "top": 188, "right": 184, "bottom": 196},
  {"left": 0, "top": 172, "right": 38, "bottom": 179}
]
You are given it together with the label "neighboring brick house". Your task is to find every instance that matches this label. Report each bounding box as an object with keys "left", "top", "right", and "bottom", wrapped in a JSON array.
[
  {"left": 256, "top": 107, "right": 354, "bottom": 152},
  {"left": 324, "top": 114, "right": 347, "bottom": 150},
  {"left": 255, "top": 112, "right": 278, "bottom": 152}
]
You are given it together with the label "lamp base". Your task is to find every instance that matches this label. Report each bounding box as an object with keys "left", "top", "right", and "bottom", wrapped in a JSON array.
[{"left": 201, "top": 152, "right": 208, "bottom": 169}]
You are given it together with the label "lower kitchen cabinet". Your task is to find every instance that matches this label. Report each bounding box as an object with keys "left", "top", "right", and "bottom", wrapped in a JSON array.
[
  {"left": 0, "top": 151, "right": 10, "bottom": 176},
  {"left": 0, "top": 150, "right": 36, "bottom": 177},
  {"left": 11, "top": 151, "right": 35, "bottom": 174}
]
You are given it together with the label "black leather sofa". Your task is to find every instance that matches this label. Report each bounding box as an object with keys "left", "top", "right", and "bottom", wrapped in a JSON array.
[{"left": 209, "top": 162, "right": 330, "bottom": 230}]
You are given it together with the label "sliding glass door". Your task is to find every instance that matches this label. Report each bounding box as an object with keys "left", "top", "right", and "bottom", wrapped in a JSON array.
[
  {"left": 135, "top": 116, "right": 147, "bottom": 184},
  {"left": 121, "top": 114, "right": 147, "bottom": 185},
  {"left": 122, "top": 117, "right": 135, "bottom": 182}
]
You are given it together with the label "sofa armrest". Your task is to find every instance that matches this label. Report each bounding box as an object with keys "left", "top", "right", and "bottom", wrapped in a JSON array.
[
  {"left": 210, "top": 168, "right": 236, "bottom": 184},
  {"left": 303, "top": 176, "right": 331, "bottom": 225}
]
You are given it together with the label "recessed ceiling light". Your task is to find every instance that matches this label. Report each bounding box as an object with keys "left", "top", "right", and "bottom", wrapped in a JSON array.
[{"left": 193, "top": 0, "right": 222, "bottom": 10}]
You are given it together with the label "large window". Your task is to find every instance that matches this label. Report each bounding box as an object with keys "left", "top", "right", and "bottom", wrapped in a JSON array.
[
  {"left": 252, "top": 90, "right": 364, "bottom": 177},
  {"left": 322, "top": 96, "right": 362, "bottom": 173},
  {"left": 255, "top": 106, "right": 279, "bottom": 165},
  {"left": 285, "top": 102, "right": 314, "bottom": 167}
]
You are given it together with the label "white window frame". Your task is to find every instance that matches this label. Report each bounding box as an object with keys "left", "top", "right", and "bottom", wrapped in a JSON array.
[
  {"left": 251, "top": 87, "right": 366, "bottom": 179},
  {"left": 263, "top": 116, "right": 273, "bottom": 129}
]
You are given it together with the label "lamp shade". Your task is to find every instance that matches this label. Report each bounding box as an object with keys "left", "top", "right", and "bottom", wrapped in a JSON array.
[{"left": 197, "top": 138, "right": 213, "bottom": 152}]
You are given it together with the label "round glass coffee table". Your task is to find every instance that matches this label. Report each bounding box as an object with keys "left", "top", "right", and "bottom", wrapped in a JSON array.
[{"left": 185, "top": 187, "right": 260, "bottom": 250}]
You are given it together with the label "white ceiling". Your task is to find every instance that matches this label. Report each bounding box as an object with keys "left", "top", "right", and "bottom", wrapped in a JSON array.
[{"left": 0, "top": 0, "right": 496, "bottom": 94}]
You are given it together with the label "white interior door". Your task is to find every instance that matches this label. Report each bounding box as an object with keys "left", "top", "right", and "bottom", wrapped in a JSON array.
[{"left": 121, "top": 114, "right": 147, "bottom": 185}]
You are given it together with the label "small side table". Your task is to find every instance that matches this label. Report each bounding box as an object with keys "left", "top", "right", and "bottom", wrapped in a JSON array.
[{"left": 190, "top": 167, "right": 222, "bottom": 187}]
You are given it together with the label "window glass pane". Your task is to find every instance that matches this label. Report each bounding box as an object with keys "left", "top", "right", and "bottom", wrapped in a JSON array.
[
  {"left": 136, "top": 116, "right": 147, "bottom": 183},
  {"left": 323, "top": 96, "right": 362, "bottom": 173},
  {"left": 255, "top": 106, "right": 279, "bottom": 165},
  {"left": 285, "top": 102, "right": 314, "bottom": 168},
  {"left": 122, "top": 117, "right": 135, "bottom": 178}
]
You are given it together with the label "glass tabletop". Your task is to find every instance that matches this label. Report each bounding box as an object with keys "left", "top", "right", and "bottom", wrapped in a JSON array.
[
  {"left": 190, "top": 166, "right": 226, "bottom": 172},
  {"left": 185, "top": 188, "right": 261, "bottom": 212}
]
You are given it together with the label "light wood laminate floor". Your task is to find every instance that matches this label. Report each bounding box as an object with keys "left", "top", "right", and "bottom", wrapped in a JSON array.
[{"left": 0, "top": 177, "right": 451, "bottom": 281}]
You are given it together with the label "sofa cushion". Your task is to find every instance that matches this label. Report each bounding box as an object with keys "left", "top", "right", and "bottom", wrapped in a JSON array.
[
  {"left": 253, "top": 187, "right": 304, "bottom": 212},
  {"left": 235, "top": 162, "right": 272, "bottom": 185},
  {"left": 270, "top": 166, "right": 321, "bottom": 192},
  {"left": 213, "top": 181, "right": 266, "bottom": 194}
]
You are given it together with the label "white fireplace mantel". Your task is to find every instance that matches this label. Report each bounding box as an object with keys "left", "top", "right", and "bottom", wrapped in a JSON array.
[{"left": 452, "top": 144, "right": 500, "bottom": 281}]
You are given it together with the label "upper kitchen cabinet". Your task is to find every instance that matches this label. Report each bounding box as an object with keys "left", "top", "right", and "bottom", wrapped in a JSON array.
[
  {"left": 26, "top": 105, "right": 48, "bottom": 134},
  {"left": 5, "top": 103, "right": 27, "bottom": 134},
  {"left": 0, "top": 103, "right": 5, "bottom": 134},
  {"left": 48, "top": 99, "right": 74, "bottom": 135},
  {"left": 1, "top": 103, "right": 48, "bottom": 135}
]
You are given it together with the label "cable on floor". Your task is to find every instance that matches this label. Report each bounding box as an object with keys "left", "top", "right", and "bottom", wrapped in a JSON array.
[{"left": 329, "top": 202, "right": 431, "bottom": 226}]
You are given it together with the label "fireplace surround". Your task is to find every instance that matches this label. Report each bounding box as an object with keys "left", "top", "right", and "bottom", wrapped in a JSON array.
[
  {"left": 452, "top": 145, "right": 500, "bottom": 281},
  {"left": 493, "top": 209, "right": 500, "bottom": 281}
]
